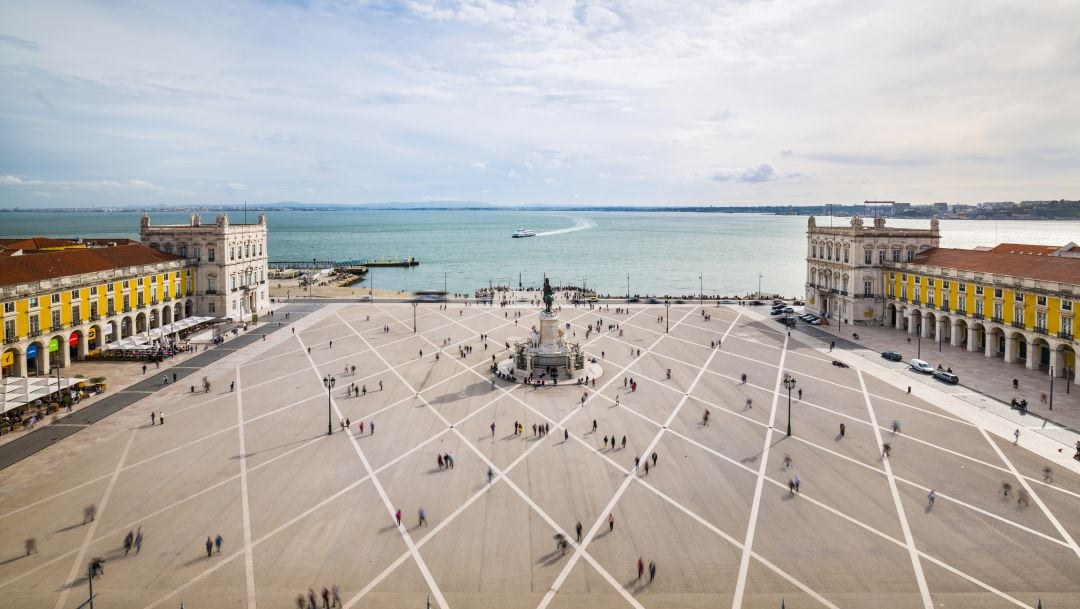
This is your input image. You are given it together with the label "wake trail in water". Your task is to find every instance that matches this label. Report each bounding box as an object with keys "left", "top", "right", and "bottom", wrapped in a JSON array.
[{"left": 537, "top": 217, "right": 597, "bottom": 237}]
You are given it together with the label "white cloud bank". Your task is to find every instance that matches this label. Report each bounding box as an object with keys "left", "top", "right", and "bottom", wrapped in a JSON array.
[{"left": 0, "top": 0, "right": 1078, "bottom": 207}]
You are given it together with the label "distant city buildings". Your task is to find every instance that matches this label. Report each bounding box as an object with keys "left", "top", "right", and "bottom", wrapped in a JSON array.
[{"left": 805, "top": 216, "right": 1078, "bottom": 384}]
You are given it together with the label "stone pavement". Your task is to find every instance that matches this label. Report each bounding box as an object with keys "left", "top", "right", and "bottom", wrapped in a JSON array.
[
  {"left": 792, "top": 313, "right": 1080, "bottom": 444},
  {"left": 0, "top": 301, "right": 1077, "bottom": 609}
]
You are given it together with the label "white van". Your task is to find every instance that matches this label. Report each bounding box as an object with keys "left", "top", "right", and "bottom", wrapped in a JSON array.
[{"left": 909, "top": 358, "right": 933, "bottom": 374}]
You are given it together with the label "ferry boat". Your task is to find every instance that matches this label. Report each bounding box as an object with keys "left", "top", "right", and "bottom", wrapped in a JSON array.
[{"left": 512, "top": 229, "right": 536, "bottom": 238}]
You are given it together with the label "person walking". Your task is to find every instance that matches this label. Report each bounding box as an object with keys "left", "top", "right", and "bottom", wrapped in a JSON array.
[
  {"left": 793, "top": 475, "right": 801, "bottom": 493},
  {"left": 395, "top": 509, "right": 402, "bottom": 526},
  {"left": 487, "top": 467, "right": 494, "bottom": 484},
  {"left": 159, "top": 412, "right": 165, "bottom": 424},
  {"left": 490, "top": 421, "right": 496, "bottom": 437},
  {"left": 839, "top": 422, "right": 846, "bottom": 438},
  {"left": 134, "top": 527, "right": 143, "bottom": 554},
  {"left": 927, "top": 489, "right": 936, "bottom": 508},
  {"left": 418, "top": 508, "right": 428, "bottom": 527},
  {"left": 564, "top": 428, "right": 569, "bottom": 442},
  {"left": 608, "top": 513, "right": 615, "bottom": 533},
  {"left": 322, "top": 587, "right": 330, "bottom": 609},
  {"left": 331, "top": 584, "right": 342, "bottom": 608},
  {"left": 163, "top": 374, "right": 169, "bottom": 386},
  {"left": 637, "top": 557, "right": 644, "bottom": 580},
  {"left": 205, "top": 536, "right": 213, "bottom": 557},
  {"left": 648, "top": 560, "right": 656, "bottom": 583},
  {"left": 1013, "top": 428, "right": 1020, "bottom": 445},
  {"left": 370, "top": 421, "right": 375, "bottom": 434},
  {"left": 124, "top": 530, "right": 134, "bottom": 555},
  {"left": 150, "top": 411, "right": 155, "bottom": 426},
  {"left": 651, "top": 452, "right": 658, "bottom": 467},
  {"left": 592, "top": 419, "right": 598, "bottom": 433},
  {"left": 214, "top": 534, "right": 223, "bottom": 554},
  {"left": 576, "top": 521, "right": 583, "bottom": 543}
]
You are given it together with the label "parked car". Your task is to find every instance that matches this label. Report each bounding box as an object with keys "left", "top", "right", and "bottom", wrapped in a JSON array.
[
  {"left": 808, "top": 318, "right": 821, "bottom": 325},
  {"left": 792, "top": 300, "right": 805, "bottom": 306},
  {"left": 783, "top": 307, "right": 794, "bottom": 313},
  {"left": 770, "top": 309, "right": 784, "bottom": 316},
  {"left": 933, "top": 370, "right": 960, "bottom": 384},
  {"left": 881, "top": 351, "right": 903, "bottom": 362},
  {"left": 909, "top": 358, "right": 934, "bottom": 374}
]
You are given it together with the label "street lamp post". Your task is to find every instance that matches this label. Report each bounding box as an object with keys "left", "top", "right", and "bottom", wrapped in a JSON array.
[
  {"left": 758, "top": 272, "right": 763, "bottom": 299},
  {"left": 309, "top": 257, "right": 315, "bottom": 299},
  {"left": 322, "top": 375, "right": 335, "bottom": 435},
  {"left": 664, "top": 300, "right": 670, "bottom": 333},
  {"left": 413, "top": 302, "right": 417, "bottom": 333},
  {"left": 917, "top": 322, "right": 922, "bottom": 359},
  {"left": 627, "top": 274, "right": 630, "bottom": 304},
  {"left": 1049, "top": 366, "right": 1054, "bottom": 411},
  {"left": 783, "top": 374, "right": 797, "bottom": 436},
  {"left": 699, "top": 273, "right": 703, "bottom": 306}
]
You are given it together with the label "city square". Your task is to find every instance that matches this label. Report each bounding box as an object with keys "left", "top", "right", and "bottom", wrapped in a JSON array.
[{"left": 1, "top": 300, "right": 1077, "bottom": 609}]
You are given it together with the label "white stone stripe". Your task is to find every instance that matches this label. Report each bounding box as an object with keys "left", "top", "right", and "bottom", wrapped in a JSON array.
[
  {"left": 730, "top": 331, "right": 787, "bottom": 609},
  {"left": 858, "top": 369, "right": 933, "bottom": 609},
  {"left": 234, "top": 371, "right": 257, "bottom": 609},
  {"left": 54, "top": 429, "right": 137, "bottom": 609}
]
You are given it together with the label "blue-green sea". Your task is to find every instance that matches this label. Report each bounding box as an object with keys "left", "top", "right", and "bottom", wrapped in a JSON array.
[{"left": 1, "top": 210, "right": 1077, "bottom": 298}]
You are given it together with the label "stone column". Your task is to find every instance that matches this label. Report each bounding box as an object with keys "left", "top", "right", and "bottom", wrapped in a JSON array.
[
  {"left": 1025, "top": 337, "right": 1040, "bottom": 370},
  {"left": 908, "top": 314, "right": 917, "bottom": 335},
  {"left": 56, "top": 340, "right": 71, "bottom": 369},
  {"left": 77, "top": 331, "right": 89, "bottom": 360},
  {"left": 921, "top": 314, "right": 932, "bottom": 339},
  {"left": 1050, "top": 348, "right": 1065, "bottom": 377},
  {"left": 38, "top": 346, "right": 50, "bottom": 376},
  {"left": 14, "top": 349, "right": 27, "bottom": 377},
  {"left": 1004, "top": 335, "right": 1018, "bottom": 364},
  {"left": 985, "top": 333, "right": 996, "bottom": 357},
  {"left": 951, "top": 320, "right": 964, "bottom": 347},
  {"left": 966, "top": 326, "right": 979, "bottom": 352},
  {"left": 937, "top": 318, "right": 947, "bottom": 345}
]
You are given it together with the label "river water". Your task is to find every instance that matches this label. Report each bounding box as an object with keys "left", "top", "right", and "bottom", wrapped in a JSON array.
[{"left": 1, "top": 210, "right": 1076, "bottom": 298}]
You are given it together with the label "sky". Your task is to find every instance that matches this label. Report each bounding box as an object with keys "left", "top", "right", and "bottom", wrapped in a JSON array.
[{"left": 1, "top": 0, "right": 1078, "bottom": 208}]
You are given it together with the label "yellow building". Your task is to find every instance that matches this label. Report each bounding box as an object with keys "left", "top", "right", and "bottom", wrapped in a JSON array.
[
  {"left": 885, "top": 243, "right": 1078, "bottom": 382},
  {"left": 1, "top": 243, "right": 194, "bottom": 376}
]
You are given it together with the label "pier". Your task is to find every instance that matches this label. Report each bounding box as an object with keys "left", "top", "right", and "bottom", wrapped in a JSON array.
[{"left": 267, "top": 257, "right": 418, "bottom": 270}]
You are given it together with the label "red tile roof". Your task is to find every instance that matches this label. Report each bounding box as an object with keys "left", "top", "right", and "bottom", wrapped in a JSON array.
[
  {"left": 911, "top": 247, "right": 1080, "bottom": 284},
  {"left": 988, "top": 243, "right": 1059, "bottom": 255},
  {"left": 0, "top": 237, "right": 82, "bottom": 251},
  {"left": 0, "top": 244, "right": 184, "bottom": 287}
]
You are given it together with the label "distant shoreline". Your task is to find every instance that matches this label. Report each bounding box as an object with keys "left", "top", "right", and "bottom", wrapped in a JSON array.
[{"left": 1, "top": 205, "right": 1076, "bottom": 220}]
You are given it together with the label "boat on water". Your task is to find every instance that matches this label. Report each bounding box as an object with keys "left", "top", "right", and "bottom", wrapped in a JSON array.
[{"left": 512, "top": 229, "right": 536, "bottom": 238}]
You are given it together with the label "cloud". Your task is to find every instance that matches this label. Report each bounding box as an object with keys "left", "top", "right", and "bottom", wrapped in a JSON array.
[
  {"left": 0, "top": 175, "right": 41, "bottom": 185},
  {"left": 711, "top": 164, "right": 778, "bottom": 184},
  {"left": 228, "top": 182, "right": 247, "bottom": 191},
  {"left": 1, "top": 1, "right": 1078, "bottom": 207},
  {"left": 0, "top": 33, "right": 39, "bottom": 51}
]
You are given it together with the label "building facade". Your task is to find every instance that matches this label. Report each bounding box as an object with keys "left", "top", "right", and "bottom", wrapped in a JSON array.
[
  {"left": 885, "top": 243, "right": 1078, "bottom": 383},
  {"left": 140, "top": 213, "right": 269, "bottom": 321},
  {"left": 1, "top": 244, "right": 194, "bottom": 376},
  {"left": 804, "top": 215, "right": 941, "bottom": 327}
]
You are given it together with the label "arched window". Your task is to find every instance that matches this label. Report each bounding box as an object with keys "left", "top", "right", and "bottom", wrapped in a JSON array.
[
  {"left": 207, "top": 247, "right": 216, "bottom": 262},
  {"left": 843, "top": 245, "right": 849, "bottom": 263}
]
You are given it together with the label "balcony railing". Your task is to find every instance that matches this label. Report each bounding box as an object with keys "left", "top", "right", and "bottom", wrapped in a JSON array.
[
  {"left": 1059, "top": 331, "right": 1075, "bottom": 340},
  {"left": 4, "top": 336, "right": 20, "bottom": 345},
  {"left": 913, "top": 299, "right": 921, "bottom": 305},
  {"left": 972, "top": 313, "right": 984, "bottom": 320},
  {"left": 992, "top": 316, "right": 1004, "bottom": 324},
  {"left": 939, "top": 303, "right": 949, "bottom": 312},
  {"left": 1010, "top": 321, "right": 1025, "bottom": 329},
  {"left": 28, "top": 329, "right": 42, "bottom": 338},
  {"left": 1034, "top": 326, "right": 1048, "bottom": 335},
  {"left": 206, "top": 289, "right": 218, "bottom": 295},
  {"left": 90, "top": 315, "right": 100, "bottom": 322},
  {"left": 123, "top": 307, "right": 132, "bottom": 313}
]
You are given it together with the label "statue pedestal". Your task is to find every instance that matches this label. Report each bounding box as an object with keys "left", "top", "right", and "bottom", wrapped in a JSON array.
[{"left": 538, "top": 311, "right": 560, "bottom": 349}]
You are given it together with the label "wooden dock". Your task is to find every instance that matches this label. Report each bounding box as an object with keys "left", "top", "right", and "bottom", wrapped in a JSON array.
[{"left": 268, "top": 257, "right": 418, "bottom": 270}]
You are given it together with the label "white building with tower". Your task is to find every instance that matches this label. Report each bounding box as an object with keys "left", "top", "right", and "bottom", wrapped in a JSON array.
[
  {"left": 140, "top": 213, "right": 270, "bottom": 321},
  {"left": 804, "top": 215, "right": 940, "bottom": 327}
]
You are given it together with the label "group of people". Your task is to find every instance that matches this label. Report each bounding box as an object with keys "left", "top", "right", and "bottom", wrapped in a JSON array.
[{"left": 296, "top": 585, "right": 341, "bottom": 609}]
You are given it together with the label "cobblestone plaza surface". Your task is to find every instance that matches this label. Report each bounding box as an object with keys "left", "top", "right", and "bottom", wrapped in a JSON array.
[{"left": 1, "top": 302, "right": 1078, "bottom": 609}]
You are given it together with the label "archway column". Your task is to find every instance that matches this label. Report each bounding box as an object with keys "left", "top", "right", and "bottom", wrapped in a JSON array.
[
  {"left": 985, "top": 332, "right": 997, "bottom": 357},
  {"left": 951, "top": 320, "right": 964, "bottom": 347},
  {"left": 921, "top": 313, "right": 932, "bottom": 338},
  {"left": 1025, "top": 337, "right": 1040, "bottom": 370},
  {"left": 77, "top": 331, "right": 89, "bottom": 360},
  {"left": 1004, "top": 335, "right": 1019, "bottom": 363},
  {"left": 1050, "top": 348, "right": 1065, "bottom": 377},
  {"left": 967, "top": 326, "right": 979, "bottom": 352},
  {"left": 936, "top": 318, "right": 947, "bottom": 344},
  {"left": 907, "top": 314, "right": 917, "bottom": 334},
  {"left": 55, "top": 339, "right": 71, "bottom": 368}
]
